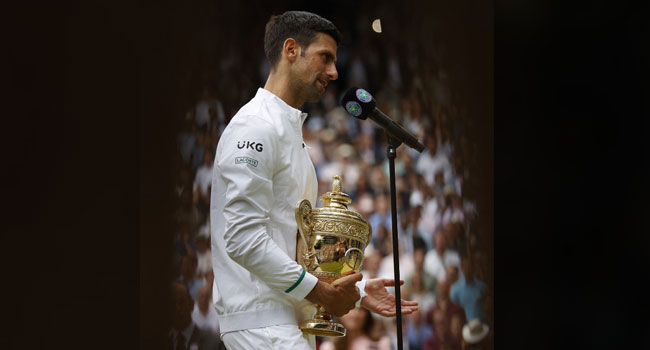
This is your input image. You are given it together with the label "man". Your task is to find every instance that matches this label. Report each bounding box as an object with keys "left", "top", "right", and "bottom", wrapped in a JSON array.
[
  {"left": 192, "top": 282, "right": 220, "bottom": 336},
  {"left": 210, "top": 11, "right": 417, "bottom": 350},
  {"left": 414, "top": 134, "right": 452, "bottom": 188},
  {"left": 424, "top": 228, "right": 461, "bottom": 283},
  {"left": 177, "top": 255, "right": 204, "bottom": 301},
  {"left": 194, "top": 148, "right": 214, "bottom": 218},
  {"left": 169, "top": 282, "right": 223, "bottom": 350},
  {"left": 450, "top": 257, "right": 488, "bottom": 323}
]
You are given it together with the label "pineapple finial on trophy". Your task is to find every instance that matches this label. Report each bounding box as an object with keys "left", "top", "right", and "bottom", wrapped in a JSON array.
[
  {"left": 321, "top": 175, "right": 351, "bottom": 209},
  {"left": 332, "top": 175, "right": 342, "bottom": 193}
]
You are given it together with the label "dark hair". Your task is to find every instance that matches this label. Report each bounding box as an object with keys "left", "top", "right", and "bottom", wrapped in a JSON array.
[
  {"left": 413, "top": 235, "right": 427, "bottom": 252},
  {"left": 264, "top": 11, "right": 341, "bottom": 70},
  {"left": 360, "top": 307, "right": 378, "bottom": 340}
]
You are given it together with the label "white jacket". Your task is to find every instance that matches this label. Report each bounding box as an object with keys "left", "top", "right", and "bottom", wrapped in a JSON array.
[{"left": 210, "top": 88, "right": 321, "bottom": 333}]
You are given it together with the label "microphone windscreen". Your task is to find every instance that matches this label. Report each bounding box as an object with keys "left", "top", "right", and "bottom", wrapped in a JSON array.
[{"left": 340, "top": 87, "right": 376, "bottom": 120}]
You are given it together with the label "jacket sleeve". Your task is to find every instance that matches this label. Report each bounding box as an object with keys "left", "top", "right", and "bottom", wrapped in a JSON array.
[{"left": 216, "top": 116, "right": 318, "bottom": 300}]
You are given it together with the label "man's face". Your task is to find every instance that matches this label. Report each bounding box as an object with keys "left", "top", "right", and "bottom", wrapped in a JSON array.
[
  {"left": 414, "top": 249, "right": 425, "bottom": 268},
  {"left": 291, "top": 32, "right": 338, "bottom": 102}
]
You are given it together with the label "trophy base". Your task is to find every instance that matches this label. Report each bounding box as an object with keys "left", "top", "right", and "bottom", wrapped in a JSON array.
[{"left": 299, "top": 319, "right": 346, "bottom": 337}]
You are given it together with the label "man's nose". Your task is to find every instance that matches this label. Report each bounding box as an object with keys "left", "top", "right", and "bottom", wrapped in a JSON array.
[{"left": 327, "top": 64, "right": 338, "bottom": 81}]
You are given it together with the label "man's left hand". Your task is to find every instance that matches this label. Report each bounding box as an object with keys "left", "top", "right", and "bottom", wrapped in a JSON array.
[{"left": 361, "top": 278, "right": 419, "bottom": 317}]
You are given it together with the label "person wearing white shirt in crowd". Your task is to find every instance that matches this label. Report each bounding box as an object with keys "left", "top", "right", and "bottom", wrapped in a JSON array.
[
  {"left": 424, "top": 228, "right": 461, "bottom": 283},
  {"left": 193, "top": 149, "right": 214, "bottom": 209},
  {"left": 192, "top": 282, "right": 221, "bottom": 337},
  {"left": 195, "top": 234, "right": 212, "bottom": 278},
  {"left": 415, "top": 134, "right": 453, "bottom": 187},
  {"left": 195, "top": 86, "right": 225, "bottom": 132},
  {"left": 170, "top": 282, "right": 223, "bottom": 350},
  {"left": 441, "top": 185, "right": 465, "bottom": 228}
]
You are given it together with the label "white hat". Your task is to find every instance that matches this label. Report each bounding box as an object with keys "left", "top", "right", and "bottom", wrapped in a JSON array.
[{"left": 462, "top": 318, "right": 489, "bottom": 344}]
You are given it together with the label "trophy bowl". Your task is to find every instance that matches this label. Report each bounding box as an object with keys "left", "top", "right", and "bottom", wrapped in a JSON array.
[{"left": 295, "top": 175, "right": 372, "bottom": 337}]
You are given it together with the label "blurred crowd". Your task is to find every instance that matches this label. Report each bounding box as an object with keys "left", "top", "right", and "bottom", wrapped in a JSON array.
[{"left": 169, "top": 6, "right": 492, "bottom": 350}]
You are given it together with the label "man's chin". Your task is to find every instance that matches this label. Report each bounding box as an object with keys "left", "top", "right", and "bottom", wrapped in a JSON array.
[{"left": 305, "top": 90, "right": 323, "bottom": 102}]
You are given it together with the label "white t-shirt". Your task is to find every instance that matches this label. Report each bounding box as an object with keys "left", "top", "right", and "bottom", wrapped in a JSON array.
[
  {"left": 197, "top": 249, "right": 212, "bottom": 275},
  {"left": 192, "top": 303, "right": 220, "bottom": 335},
  {"left": 194, "top": 164, "right": 214, "bottom": 195},
  {"left": 415, "top": 150, "right": 453, "bottom": 186},
  {"left": 423, "top": 249, "right": 461, "bottom": 282}
]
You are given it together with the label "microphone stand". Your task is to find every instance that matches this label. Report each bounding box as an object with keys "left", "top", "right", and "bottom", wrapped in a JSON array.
[{"left": 386, "top": 135, "right": 404, "bottom": 350}]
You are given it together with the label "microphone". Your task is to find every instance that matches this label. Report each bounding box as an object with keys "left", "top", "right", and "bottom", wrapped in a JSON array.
[{"left": 341, "top": 87, "right": 424, "bottom": 152}]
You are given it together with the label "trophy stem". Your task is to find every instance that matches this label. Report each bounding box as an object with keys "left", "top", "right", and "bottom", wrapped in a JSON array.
[
  {"left": 299, "top": 304, "right": 346, "bottom": 337},
  {"left": 313, "top": 305, "right": 331, "bottom": 321}
]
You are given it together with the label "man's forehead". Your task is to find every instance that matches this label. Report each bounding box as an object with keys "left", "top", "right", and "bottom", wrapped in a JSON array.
[{"left": 307, "top": 32, "right": 338, "bottom": 51}]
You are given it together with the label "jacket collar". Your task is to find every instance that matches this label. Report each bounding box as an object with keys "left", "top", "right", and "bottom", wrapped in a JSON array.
[{"left": 256, "top": 88, "right": 309, "bottom": 129}]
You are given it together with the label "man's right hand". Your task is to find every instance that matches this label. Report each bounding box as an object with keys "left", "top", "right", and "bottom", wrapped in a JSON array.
[{"left": 305, "top": 272, "right": 362, "bottom": 317}]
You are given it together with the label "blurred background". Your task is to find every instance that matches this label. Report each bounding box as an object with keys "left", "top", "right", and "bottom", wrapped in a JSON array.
[{"left": 165, "top": 0, "right": 492, "bottom": 349}]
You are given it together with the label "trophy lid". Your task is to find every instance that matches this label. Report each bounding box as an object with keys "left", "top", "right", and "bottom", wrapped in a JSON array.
[{"left": 320, "top": 175, "right": 352, "bottom": 209}]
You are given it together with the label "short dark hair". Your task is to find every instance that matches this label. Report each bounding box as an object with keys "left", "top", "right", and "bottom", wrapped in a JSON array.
[
  {"left": 413, "top": 235, "right": 427, "bottom": 252},
  {"left": 264, "top": 11, "right": 341, "bottom": 70}
]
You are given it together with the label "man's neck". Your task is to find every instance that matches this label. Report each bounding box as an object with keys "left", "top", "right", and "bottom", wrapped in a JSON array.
[{"left": 264, "top": 71, "right": 303, "bottom": 109}]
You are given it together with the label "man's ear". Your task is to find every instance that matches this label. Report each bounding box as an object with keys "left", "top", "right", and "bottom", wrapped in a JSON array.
[{"left": 283, "top": 38, "right": 300, "bottom": 63}]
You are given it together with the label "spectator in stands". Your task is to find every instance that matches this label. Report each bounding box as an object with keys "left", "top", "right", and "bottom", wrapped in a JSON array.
[
  {"left": 194, "top": 85, "right": 225, "bottom": 131},
  {"left": 432, "top": 170, "right": 446, "bottom": 203},
  {"left": 426, "top": 280, "right": 465, "bottom": 334},
  {"left": 174, "top": 223, "right": 197, "bottom": 258},
  {"left": 472, "top": 248, "right": 488, "bottom": 283},
  {"left": 177, "top": 116, "right": 198, "bottom": 166},
  {"left": 450, "top": 257, "right": 488, "bottom": 323},
  {"left": 435, "top": 124, "right": 454, "bottom": 159},
  {"left": 445, "top": 265, "right": 460, "bottom": 286},
  {"left": 418, "top": 180, "right": 440, "bottom": 238},
  {"left": 190, "top": 126, "right": 210, "bottom": 171},
  {"left": 177, "top": 255, "right": 205, "bottom": 301},
  {"left": 361, "top": 245, "right": 382, "bottom": 280},
  {"left": 406, "top": 307, "right": 433, "bottom": 350},
  {"left": 461, "top": 318, "right": 490, "bottom": 350},
  {"left": 369, "top": 194, "right": 400, "bottom": 249},
  {"left": 191, "top": 281, "right": 221, "bottom": 336},
  {"left": 424, "top": 228, "right": 461, "bottom": 283},
  {"left": 356, "top": 131, "right": 377, "bottom": 165},
  {"left": 169, "top": 282, "right": 222, "bottom": 350},
  {"left": 450, "top": 313, "right": 464, "bottom": 349},
  {"left": 424, "top": 309, "right": 461, "bottom": 350},
  {"left": 320, "top": 307, "right": 392, "bottom": 350},
  {"left": 404, "top": 237, "right": 437, "bottom": 313},
  {"left": 175, "top": 165, "right": 194, "bottom": 203},
  {"left": 193, "top": 148, "right": 214, "bottom": 218},
  {"left": 415, "top": 134, "right": 452, "bottom": 187},
  {"left": 405, "top": 202, "right": 431, "bottom": 252},
  {"left": 195, "top": 235, "right": 212, "bottom": 278},
  {"left": 175, "top": 188, "right": 201, "bottom": 233},
  {"left": 377, "top": 236, "right": 413, "bottom": 283},
  {"left": 350, "top": 174, "right": 374, "bottom": 206},
  {"left": 443, "top": 221, "right": 466, "bottom": 256},
  {"left": 441, "top": 186, "right": 465, "bottom": 230}
]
